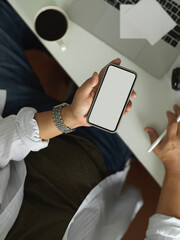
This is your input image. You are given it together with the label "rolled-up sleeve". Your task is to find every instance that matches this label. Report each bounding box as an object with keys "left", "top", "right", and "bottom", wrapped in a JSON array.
[
  {"left": 0, "top": 107, "right": 49, "bottom": 168},
  {"left": 145, "top": 214, "right": 180, "bottom": 240}
]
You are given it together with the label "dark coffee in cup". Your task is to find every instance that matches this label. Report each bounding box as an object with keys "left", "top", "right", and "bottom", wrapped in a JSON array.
[{"left": 35, "top": 8, "right": 68, "bottom": 41}]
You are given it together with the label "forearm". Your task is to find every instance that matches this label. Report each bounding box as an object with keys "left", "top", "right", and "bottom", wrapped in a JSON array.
[
  {"left": 145, "top": 105, "right": 180, "bottom": 239},
  {"left": 34, "top": 105, "right": 80, "bottom": 141},
  {"left": 156, "top": 172, "right": 180, "bottom": 219},
  {"left": 146, "top": 174, "right": 180, "bottom": 239}
]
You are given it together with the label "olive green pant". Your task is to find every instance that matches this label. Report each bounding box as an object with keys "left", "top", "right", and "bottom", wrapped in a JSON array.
[{"left": 6, "top": 135, "right": 107, "bottom": 240}]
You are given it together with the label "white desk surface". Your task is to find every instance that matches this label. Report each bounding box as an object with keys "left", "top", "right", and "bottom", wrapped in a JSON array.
[{"left": 8, "top": 0, "right": 180, "bottom": 186}]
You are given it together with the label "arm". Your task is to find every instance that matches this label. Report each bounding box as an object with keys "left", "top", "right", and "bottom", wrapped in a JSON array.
[
  {"left": 145, "top": 104, "right": 180, "bottom": 239},
  {"left": 0, "top": 59, "right": 136, "bottom": 167},
  {"left": 34, "top": 58, "right": 136, "bottom": 140},
  {"left": 34, "top": 72, "right": 99, "bottom": 140}
]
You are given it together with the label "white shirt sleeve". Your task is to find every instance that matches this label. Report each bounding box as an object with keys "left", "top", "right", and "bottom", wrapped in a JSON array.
[
  {"left": 145, "top": 214, "right": 180, "bottom": 240},
  {"left": 0, "top": 107, "right": 49, "bottom": 168}
]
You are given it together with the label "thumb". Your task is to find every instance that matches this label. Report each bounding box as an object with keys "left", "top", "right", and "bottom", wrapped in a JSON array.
[
  {"left": 80, "top": 72, "right": 99, "bottom": 96},
  {"left": 144, "top": 127, "right": 159, "bottom": 144}
]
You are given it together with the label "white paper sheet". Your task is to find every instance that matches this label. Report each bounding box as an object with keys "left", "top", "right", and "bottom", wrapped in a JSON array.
[
  {"left": 120, "top": 0, "right": 177, "bottom": 45},
  {"left": 120, "top": 5, "right": 146, "bottom": 39}
]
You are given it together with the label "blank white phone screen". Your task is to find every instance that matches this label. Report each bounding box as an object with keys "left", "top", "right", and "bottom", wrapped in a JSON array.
[{"left": 88, "top": 65, "right": 136, "bottom": 132}]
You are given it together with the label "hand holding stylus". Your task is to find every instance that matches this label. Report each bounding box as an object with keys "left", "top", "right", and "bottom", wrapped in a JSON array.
[
  {"left": 145, "top": 105, "right": 180, "bottom": 172},
  {"left": 147, "top": 115, "right": 180, "bottom": 153}
]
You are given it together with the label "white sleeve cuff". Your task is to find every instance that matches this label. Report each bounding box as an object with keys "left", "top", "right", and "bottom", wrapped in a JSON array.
[
  {"left": 16, "top": 107, "right": 49, "bottom": 152},
  {"left": 145, "top": 214, "right": 180, "bottom": 240}
]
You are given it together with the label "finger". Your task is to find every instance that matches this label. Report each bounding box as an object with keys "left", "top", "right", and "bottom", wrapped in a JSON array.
[
  {"left": 166, "top": 111, "right": 178, "bottom": 138},
  {"left": 144, "top": 127, "right": 159, "bottom": 145},
  {"left": 110, "top": 58, "right": 121, "bottom": 65},
  {"left": 174, "top": 104, "right": 180, "bottom": 136},
  {"left": 124, "top": 100, "right": 132, "bottom": 115},
  {"left": 99, "top": 58, "right": 121, "bottom": 80},
  {"left": 131, "top": 90, "right": 137, "bottom": 98},
  {"left": 80, "top": 72, "right": 99, "bottom": 96},
  {"left": 174, "top": 104, "right": 180, "bottom": 118}
]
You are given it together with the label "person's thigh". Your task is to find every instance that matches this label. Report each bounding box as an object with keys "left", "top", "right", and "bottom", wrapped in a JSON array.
[
  {"left": 0, "top": 1, "right": 59, "bottom": 117},
  {"left": 5, "top": 135, "right": 107, "bottom": 240}
]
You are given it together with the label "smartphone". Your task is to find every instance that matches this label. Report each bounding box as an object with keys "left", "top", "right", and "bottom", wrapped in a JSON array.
[{"left": 87, "top": 64, "right": 137, "bottom": 133}]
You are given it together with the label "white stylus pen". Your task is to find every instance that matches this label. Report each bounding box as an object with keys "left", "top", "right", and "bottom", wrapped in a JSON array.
[{"left": 148, "top": 115, "right": 180, "bottom": 153}]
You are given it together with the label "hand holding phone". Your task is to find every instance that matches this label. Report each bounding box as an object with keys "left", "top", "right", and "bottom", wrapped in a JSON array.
[{"left": 87, "top": 64, "right": 137, "bottom": 133}]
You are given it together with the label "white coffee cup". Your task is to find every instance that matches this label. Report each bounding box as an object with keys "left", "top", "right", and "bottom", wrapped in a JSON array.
[{"left": 34, "top": 6, "right": 69, "bottom": 51}]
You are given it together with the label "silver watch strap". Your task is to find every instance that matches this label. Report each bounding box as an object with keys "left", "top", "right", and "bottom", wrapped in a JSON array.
[{"left": 52, "top": 103, "right": 75, "bottom": 134}]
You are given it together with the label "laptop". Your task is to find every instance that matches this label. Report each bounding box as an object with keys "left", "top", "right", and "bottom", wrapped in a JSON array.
[{"left": 67, "top": 0, "right": 180, "bottom": 78}]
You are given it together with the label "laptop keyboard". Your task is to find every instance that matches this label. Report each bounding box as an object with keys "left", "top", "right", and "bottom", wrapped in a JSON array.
[{"left": 104, "top": 0, "right": 180, "bottom": 48}]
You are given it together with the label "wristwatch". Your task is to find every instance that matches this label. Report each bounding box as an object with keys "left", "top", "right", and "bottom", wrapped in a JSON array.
[{"left": 52, "top": 103, "right": 75, "bottom": 134}]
